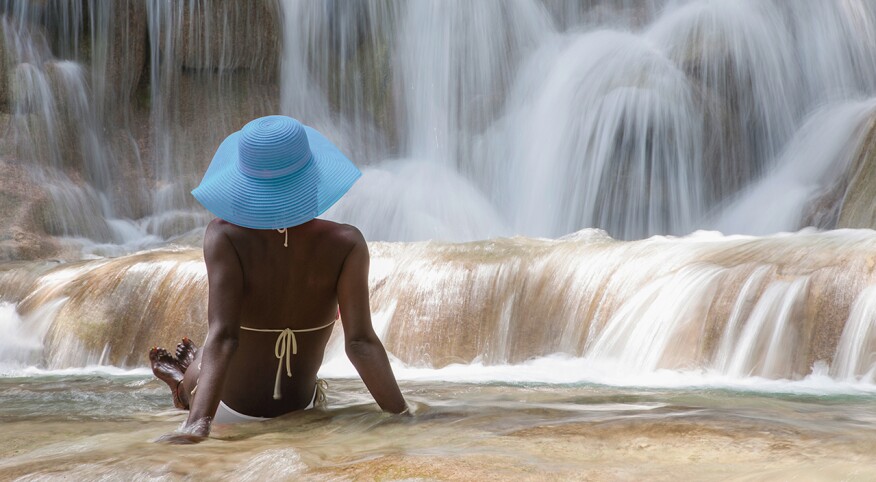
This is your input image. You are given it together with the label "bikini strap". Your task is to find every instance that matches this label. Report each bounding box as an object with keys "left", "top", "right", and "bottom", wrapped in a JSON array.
[{"left": 240, "top": 319, "right": 337, "bottom": 400}]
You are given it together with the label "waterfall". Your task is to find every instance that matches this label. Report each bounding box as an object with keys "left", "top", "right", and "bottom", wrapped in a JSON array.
[
  {"left": 1, "top": 1, "right": 876, "bottom": 385},
  {"left": 3, "top": 1, "right": 876, "bottom": 250},
  {"left": 714, "top": 100, "right": 876, "bottom": 234},
  {"left": 1, "top": 229, "right": 874, "bottom": 383}
]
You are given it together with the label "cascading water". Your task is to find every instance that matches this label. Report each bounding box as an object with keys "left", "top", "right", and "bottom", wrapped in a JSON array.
[
  {"left": 832, "top": 286, "right": 876, "bottom": 381},
  {"left": 0, "top": 0, "right": 874, "bottom": 381},
  {"left": 324, "top": 0, "right": 876, "bottom": 240},
  {"left": 2, "top": 1, "right": 875, "bottom": 248},
  {"left": 2, "top": 2, "right": 876, "bottom": 477},
  {"left": 2, "top": 229, "right": 874, "bottom": 385},
  {"left": 715, "top": 100, "right": 876, "bottom": 234},
  {"left": 0, "top": 0, "right": 874, "bottom": 382}
]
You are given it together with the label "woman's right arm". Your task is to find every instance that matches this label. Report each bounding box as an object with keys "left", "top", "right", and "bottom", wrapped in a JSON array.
[{"left": 337, "top": 227, "right": 407, "bottom": 414}]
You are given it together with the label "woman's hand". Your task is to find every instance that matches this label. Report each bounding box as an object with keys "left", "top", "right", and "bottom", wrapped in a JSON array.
[{"left": 155, "top": 417, "right": 212, "bottom": 444}]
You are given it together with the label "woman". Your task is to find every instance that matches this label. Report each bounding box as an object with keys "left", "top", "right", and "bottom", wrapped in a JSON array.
[{"left": 149, "top": 115, "right": 407, "bottom": 444}]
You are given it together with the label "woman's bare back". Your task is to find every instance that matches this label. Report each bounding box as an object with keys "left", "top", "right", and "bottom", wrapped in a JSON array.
[{"left": 212, "top": 218, "right": 357, "bottom": 416}]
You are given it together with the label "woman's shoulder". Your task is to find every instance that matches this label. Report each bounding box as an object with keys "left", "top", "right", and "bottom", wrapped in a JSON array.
[
  {"left": 313, "top": 219, "right": 366, "bottom": 248},
  {"left": 202, "top": 218, "right": 366, "bottom": 256}
]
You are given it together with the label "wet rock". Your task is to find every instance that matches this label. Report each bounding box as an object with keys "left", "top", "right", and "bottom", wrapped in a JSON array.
[
  {"left": 329, "top": 13, "right": 397, "bottom": 154},
  {"left": 0, "top": 19, "right": 8, "bottom": 111},
  {"left": 97, "top": 0, "right": 148, "bottom": 120},
  {"left": 0, "top": 226, "right": 63, "bottom": 261},
  {"left": 541, "top": 0, "right": 654, "bottom": 30},
  {"left": 37, "top": 249, "right": 209, "bottom": 368},
  {"left": 152, "top": 69, "right": 279, "bottom": 192},
  {"left": 837, "top": 116, "right": 876, "bottom": 229},
  {"left": 175, "top": 0, "right": 281, "bottom": 76},
  {"left": 0, "top": 161, "right": 62, "bottom": 261}
]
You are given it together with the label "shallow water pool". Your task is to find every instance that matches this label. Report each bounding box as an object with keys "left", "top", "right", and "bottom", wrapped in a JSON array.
[{"left": 2, "top": 372, "right": 875, "bottom": 480}]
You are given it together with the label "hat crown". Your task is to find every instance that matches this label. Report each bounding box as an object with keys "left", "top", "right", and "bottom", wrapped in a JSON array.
[{"left": 237, "top": 116, "right": 312, "bottom": 179}]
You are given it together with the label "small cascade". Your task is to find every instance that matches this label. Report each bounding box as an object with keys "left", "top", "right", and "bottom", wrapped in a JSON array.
[
  {"left": 0, "top": 250, "right": 207, "bottom": 368},
  {"left": 1, "top": 8, "right": 118, "bottom": 243},
  {"left": 832, "top": 286, "right": 876, "bottom": 382},
  {"left": 0, "top": 230, "right": 873, "bottom": 384},
  {"left": 718, "top": 278, "right": 809, "bottom": 378},
  {"left": 0, "top": 301, "right": 44, "bottom": 368},
  {"left": 712, "top": 266, "right": 770, "bottom": 370},
  {"left": 0, "top": 0, "right": 276, "bottom": 256},
  {"left": 585, "top": 264, "right": 724, "bottom": 373}
]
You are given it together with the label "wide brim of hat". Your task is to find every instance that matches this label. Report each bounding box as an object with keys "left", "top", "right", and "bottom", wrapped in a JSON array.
[{"left": 191, "top": 126, "right": 361, "bottom": 229}]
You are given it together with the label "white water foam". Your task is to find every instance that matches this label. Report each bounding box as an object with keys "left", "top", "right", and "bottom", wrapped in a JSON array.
[
  {"left": 0, "top": 302, "right": 45, "bottom": 370},
  {"left": 314, "top": 354, "right": 876, "bottom": 396},
  {"left": 5, "top": 356, "right": 872, "bottom": 397},
  {"left": 0, "top": 364, "right": 153, "bottom": 378}
]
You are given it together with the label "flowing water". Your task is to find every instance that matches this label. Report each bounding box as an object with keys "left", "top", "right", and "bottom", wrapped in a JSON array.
[
  {"left": 2, "top": 372, "right": 876, "bottom": 480},
  {"left": 1, "top": 230, "right": 876, "bottom": 479},
  {"left": 2, "top": 0, "right": 876, "bottom": 480},
  {"left": 2, "top": 0, "right": 876, "bottom": 244}
]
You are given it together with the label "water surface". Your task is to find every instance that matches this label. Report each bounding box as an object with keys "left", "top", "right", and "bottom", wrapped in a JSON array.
[{"left": 2, "top": 370, "right": 875, "bottom": 481}]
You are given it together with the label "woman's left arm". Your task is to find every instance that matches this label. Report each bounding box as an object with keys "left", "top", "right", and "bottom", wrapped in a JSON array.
[{"left": 157, "top": 221, "right": 243, "bottom": 444}]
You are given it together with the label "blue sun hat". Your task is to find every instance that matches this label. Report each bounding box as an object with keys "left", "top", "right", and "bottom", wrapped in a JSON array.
[{"left": 191, "top": 115, "right": 361, "bottom": 229}]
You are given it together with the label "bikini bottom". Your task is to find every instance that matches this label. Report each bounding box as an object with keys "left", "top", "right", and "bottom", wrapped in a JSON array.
[{"left": 213, "top": 379, "right": 327, "bottom": 425}]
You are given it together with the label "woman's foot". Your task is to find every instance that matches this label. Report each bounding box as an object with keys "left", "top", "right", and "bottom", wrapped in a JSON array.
[
  {"left": 149, "top": 346, "right": 188, "bottom": 409},
  {"left": 175, "top": 337, "right": 198, "bottom": 371}
]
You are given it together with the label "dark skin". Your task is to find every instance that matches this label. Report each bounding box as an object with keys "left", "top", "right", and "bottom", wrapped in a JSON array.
[{"left": 156, "top": 218, "right": 406, "bottom": 443}]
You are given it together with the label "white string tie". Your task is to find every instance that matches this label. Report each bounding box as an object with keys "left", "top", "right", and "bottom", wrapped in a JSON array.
[
  {"left": 240, "top": 319, "right": 336, "bottom": 400},
  {"left": 272, "top": 328, "right": 296, "bottom": 400}
]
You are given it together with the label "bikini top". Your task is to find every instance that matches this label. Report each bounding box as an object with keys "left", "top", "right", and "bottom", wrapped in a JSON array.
[{"left": 241, "top": 318, "right": 337, "bottom": 400}]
